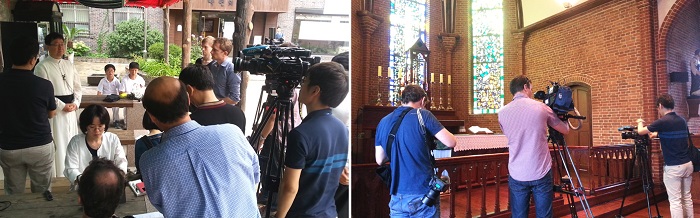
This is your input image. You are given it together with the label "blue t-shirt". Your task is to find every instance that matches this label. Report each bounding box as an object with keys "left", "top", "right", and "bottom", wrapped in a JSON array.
[
  {"left": 375, "top": 106, "right": 444, "bottom": 195},
  {"left": 285, "top": 109, "right": 349, "bottom": 218},
  {"left": 647, "top": 112, "right": 691, "bottom": 166}
]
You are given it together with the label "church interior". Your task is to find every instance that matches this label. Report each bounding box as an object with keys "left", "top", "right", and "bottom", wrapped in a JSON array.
[{"left": 350, "top": 0, "right": 700, "bottom": 217}]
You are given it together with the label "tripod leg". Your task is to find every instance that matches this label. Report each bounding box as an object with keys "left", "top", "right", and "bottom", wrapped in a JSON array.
[
  {"left": 638, "top": 149, "right": 662, "bottom": 218},
  {"left": 616, "top": 147, "right": 638, "bottom": 217}
]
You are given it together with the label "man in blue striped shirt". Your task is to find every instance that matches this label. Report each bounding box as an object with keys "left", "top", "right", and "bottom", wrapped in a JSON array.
[
  {"left": 140, "top": 76, "right": 260, "bottom": 217},
  {"left": 276, "top": 62, "right": 350, "bottom": 218}
]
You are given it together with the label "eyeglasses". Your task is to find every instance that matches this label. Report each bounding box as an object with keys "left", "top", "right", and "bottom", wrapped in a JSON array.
[{"left": 88, "top": 125, "right": 106, "bottom": 131}]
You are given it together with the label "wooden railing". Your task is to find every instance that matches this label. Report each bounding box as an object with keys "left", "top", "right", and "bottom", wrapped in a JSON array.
[{"left": 352, "top": 144, "right": 639, "bottom": 217}]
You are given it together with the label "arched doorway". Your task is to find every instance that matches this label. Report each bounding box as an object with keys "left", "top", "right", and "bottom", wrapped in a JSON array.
[{"left": 564, "top": 84, "right": 592, "bottom": 148}]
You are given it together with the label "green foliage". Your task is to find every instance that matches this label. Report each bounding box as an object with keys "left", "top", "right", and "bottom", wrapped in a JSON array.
[
  {"left": 148, "top": 42, "right": 183, "bottom": 61},
  {"left": 72, "top": 41, "right": 90, "bottom": 57},
  {"left": 96, "top": 32, "right": 107, "bottom": 54},
  {"left": 136, "top": 57, "right": 181, "bottom": 77},
  {"left": 106, "top": 19, "right": 164, "bottom": 58},
  {"left": 62, "top": 24, "right": 88, "bottom": 44}
]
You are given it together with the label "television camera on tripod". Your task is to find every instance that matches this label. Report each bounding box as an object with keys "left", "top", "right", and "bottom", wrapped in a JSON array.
[
  {"left": 614, "top": 126, "right": 662, "bottom": 218},
  {"left": 235, "top": 44, "right": 320, "bottom": 218},
  {"left": 534, "top": 81, "right": 593, "bottom": 218}
]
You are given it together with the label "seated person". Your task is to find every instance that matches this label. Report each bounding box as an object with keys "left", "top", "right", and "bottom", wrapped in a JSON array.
[
  {"left": 96, "top": 64, "right": 123, "bottom": 129},
  {"left": 64, "top": 105, "right": 127, "bottom": 189},
  {"left": 134, "top": 111, "right": 162, "bottom": 174},
  {"left": 78, "top": 158, "right": 126, "bottom": 218}
]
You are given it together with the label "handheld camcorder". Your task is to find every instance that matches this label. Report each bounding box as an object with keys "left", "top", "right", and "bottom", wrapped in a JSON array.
[{"left": 421, "top": 175, "right": 449, "bottom": 206}]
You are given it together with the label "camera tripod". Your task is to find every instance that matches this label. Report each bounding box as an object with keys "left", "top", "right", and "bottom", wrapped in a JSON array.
[
  {"left": 614, "top": 135, "right": 662, "bottom": 218},
  {"left": 549, "top": 117, "right": 594, "bottom": 218},
  {"left": 248, "top": 80, "right": 299, "bottom": 218}
]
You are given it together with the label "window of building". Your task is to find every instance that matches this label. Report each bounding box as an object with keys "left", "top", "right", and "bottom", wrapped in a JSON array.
[
  {"left": 59, "top": 4, "right": 90, "bottom": 37},
  {"left": 472, "top": 0, "right": 504, "bottom": 114},
  {"left": 388, "top": 0, "right": 427, "bottom": 105},
  {"left": 114, "top": 6, "right": 144, "bottom": 25}
]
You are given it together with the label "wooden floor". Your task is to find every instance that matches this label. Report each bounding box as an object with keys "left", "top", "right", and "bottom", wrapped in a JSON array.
[{"left": 438, "top": 185, "right": 700, "bottom": 218}]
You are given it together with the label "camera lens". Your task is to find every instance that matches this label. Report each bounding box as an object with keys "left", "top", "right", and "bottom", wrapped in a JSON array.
[{"left": 421, "top": 189, "right": 440, "bottom": 206}]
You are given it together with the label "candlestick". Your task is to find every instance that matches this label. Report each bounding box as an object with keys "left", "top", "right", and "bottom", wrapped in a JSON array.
[
  {"left": 440, "top": 74, "right": 444, "bottom": 84},
  {"left": 447, "top": 84, "right": 453, "bottom": 110},
  {"left": 438, "top": 82, "right": 445, "bottom": 110},
  {"left": 376, "top": 75, "right": 383, "bottom": 106},
  {"left": 430, "top": 81, "right": 437, "bottom": 110}
]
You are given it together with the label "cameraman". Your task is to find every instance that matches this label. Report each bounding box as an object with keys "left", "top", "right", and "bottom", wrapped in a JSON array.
[
  {"left": 498, "top": 75, "right": 569, "bottom": 218},
  {"left": 374, "top": 85, "right": 457, "bottom": 217},
  {"left": 636, "top": 94, "right": 694, "bottom": 217}
]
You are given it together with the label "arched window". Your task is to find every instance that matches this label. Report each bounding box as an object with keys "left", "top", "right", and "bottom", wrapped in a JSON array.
[
  {"left": 388, "top": 0, "right": 427, "bottom": 105},
  {"left": 472, "top": 1, "right": 504, "bottom": 114}
]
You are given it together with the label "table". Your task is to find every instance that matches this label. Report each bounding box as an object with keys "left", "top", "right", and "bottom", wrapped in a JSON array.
[
  {"left": 0, "top": 187, "right": 155, "bottom": 217},
  {"left": 453, "top": 134, "right": 508, "bottom": 151},
  {"left": 79, "top": 95, "right": 135, "bottom": 108}
]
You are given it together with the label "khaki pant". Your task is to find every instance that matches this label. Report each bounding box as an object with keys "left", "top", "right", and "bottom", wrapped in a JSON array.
[
  {"left": 0, "top": 142, "right": 55, "bottom": 195},
  {"left": 663, "top": 161, "right": 694, "bottom": 218}
]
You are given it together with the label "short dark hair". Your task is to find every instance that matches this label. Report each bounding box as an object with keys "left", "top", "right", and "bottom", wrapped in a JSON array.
[
  {"left": 78, "top": 158, "right": 125, "bottom": 218},
  {"left": 331, "top": 52, "right": 349, "bottom": 71},
  {"left": 657, "top": 93, "right": 675, "bottom": 109},
  {"left": 79, "top": 105, "right": 111, "bottom": 134},
  {"left": 104, "top": 64, "right": 116, "bottom": 72},
  {"left": 509, "top": 75, "right": 531, "bottom": 95},
  {"left": 143, "top": 77, "right": 190, "bottom": 124},
  {"left": 401, "top": 84, "right": 427, "bottom": 104},
  {"left": 44, "top": 32, "right": 64, "bottom": 45},
  {"left": 179, "top": 65, "right": 215, "bottom": 91},
  {"left": 305, "top": 62, "right": 349, "bottom": 107},
  {"left": 142, "top": 111, "right": 160, "bottom": 130},
  {"left": 10, "top": 37, "right": 39, "bottom": 66},
  {"left": 695, "top": 49, "right": 700, "bottom": 56},
  {"left": 129, "top": 62, "right": 140, "bottom": 70}
]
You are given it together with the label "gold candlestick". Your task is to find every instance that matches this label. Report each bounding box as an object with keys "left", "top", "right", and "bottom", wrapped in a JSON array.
[
  {"left": 438, "top": 82, "right": 445, "bottom": 110},
  {"left": 447, "top": 83, "right": 453, "bottom": 110},
  {"left": 375, "top": 76, "right": 383, "bottom": 106},
  {"left": 430, "top": 81, "right": 437, "bottom": 110}
]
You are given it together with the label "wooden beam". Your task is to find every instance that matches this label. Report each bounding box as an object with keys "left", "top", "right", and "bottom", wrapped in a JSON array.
[{"left": 182, "top": 0, "right": 192, "bottom": 68}]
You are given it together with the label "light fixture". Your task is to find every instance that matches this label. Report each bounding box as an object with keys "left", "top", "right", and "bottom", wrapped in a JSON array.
[
  {"left": 559, "top": 0, "right": 577, "bottom": 9},
  {"left": 177, "top": 25, "right": 182, "bottom": 32}
]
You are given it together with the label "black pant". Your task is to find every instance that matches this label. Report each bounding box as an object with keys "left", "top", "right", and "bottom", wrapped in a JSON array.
[{"left": 335, "top": 184, "right": 349, "bottom": 218}]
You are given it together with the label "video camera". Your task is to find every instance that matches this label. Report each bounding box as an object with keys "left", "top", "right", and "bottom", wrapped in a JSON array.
[
  {"left": 421, "top": 175, "right": 449, "bottom": 206},
  {"left": 618, "top": 125, "right": 650, "bottom": 147},
  {"left": 534, "top": 81, "right": 585, "bottom": 120}
]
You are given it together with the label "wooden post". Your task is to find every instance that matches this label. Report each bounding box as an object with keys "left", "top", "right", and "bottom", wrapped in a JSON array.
[
  {"left": 163, "top": 7, "right": 170, "bottom": 64},
  {"left": 182, "top": 0, "right": 192, "bottom": 68}
]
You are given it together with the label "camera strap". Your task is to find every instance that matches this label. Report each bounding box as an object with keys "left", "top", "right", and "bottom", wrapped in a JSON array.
[
  {"left": 417, "top": 108, "right": 438, "bottom": 174},
  {"left": 382, "top": 107, "right": 412, "bottom": 166}
]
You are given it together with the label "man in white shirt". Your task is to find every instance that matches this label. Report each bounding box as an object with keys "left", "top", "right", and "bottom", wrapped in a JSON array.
[
  {"left": 97, "top": 64, "right": 122, "bottom": 128},
  {"left": 35, "top": 32, "right": 82, "bottom": 178}
]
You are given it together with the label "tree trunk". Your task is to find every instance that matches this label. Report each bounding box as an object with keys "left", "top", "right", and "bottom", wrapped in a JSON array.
[
  {"left": 181, "top": 0, "right": 192, "bottom": 68},
  {"left": 164, "top": 7, "right": 170, "bottom": 64},
  {"left": 233, "top": 0, "right": 254, "bottom": 112}
]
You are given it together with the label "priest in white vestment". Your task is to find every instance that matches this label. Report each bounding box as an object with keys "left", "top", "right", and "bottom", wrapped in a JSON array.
[{"left": 34, "top": 32, "right": 82, "bottom": 177}]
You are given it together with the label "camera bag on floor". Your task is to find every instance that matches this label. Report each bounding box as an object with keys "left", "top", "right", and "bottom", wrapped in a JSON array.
[
  {"left": 376, "top": 108, "right": 411, "bottom": 189},
  {"left": 685, "top": 127, "right": 700, "bottom": 172}
]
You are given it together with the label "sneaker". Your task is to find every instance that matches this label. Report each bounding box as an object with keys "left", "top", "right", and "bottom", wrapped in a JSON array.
[{"left": 43, "top": 190, "right": 53, "bottom": 201}]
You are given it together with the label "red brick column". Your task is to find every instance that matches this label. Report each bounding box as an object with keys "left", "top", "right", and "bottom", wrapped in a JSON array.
[
  {"left": 356, "top": 10, "right": 384, "bottom": 105},
  {"left": 438, "top": 33, "right": 460, "bottom": 110}
]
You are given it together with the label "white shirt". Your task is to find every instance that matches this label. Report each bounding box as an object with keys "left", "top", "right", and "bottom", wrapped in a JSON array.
[
  {"left": 97, "top": 77, "right": 121, "bottom": 95},
  {"left": 64, "top": 132, "right": 127, "bottom": 183},
  {"left": 120, "top": 74, "right": 146, "bottom": 94}
]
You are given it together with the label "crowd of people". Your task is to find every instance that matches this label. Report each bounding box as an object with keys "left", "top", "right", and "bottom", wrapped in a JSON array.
[{"left": 0, "top": 32, "right": 350, "bottom": 218}]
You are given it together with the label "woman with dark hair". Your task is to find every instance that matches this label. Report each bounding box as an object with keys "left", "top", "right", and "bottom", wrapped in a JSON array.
[
  {"left": 64, "top": 105, "right": 127, "bottom": 189},
  {"left": 134, "top": 111, "right": 162, "bottom": 173}
]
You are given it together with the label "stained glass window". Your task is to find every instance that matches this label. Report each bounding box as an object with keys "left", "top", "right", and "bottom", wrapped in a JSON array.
[
  {"left": 472, "top": 0, "right": 504, "bottom": 114},
  {"left": 389, "top": 0, "right": 427, "bottom": 106}
]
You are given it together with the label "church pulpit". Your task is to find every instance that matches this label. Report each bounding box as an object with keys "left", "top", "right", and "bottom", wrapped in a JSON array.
[{"left": 355, "top": 105, "right": 463, "bottom": 164}]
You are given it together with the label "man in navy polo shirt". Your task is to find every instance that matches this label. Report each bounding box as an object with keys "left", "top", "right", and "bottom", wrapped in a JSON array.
[
  {"left": 0, "top": 37, "right": 57, "bottom": 198},
  {"left": 636, "top": 93, "right": 694, "bottom": 217},
  {"left": 276, "top": 62, "right": 349, "bottom": 218}
]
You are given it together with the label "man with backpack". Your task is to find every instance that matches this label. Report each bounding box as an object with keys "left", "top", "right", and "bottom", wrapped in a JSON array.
[{"left": 636, "top": 94, "right": 694, "bottom": 217}]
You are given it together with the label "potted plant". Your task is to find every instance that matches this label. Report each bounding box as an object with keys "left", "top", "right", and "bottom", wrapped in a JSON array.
[{"left": 62, "top": 24, "right": 88, "bottom": 49}]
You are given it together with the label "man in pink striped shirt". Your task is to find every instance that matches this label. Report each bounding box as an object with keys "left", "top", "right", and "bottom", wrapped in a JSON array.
[{"left": 498, "top": 75, "right": 569, "bottom": 218}]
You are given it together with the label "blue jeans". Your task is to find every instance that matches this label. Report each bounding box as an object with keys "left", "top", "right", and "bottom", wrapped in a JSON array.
[
  {"left": 508, "top": 170, "right": 553, "bottom": 218},
  {"left": 389, "top": 193, "right": 440, "bottom": 218}
]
